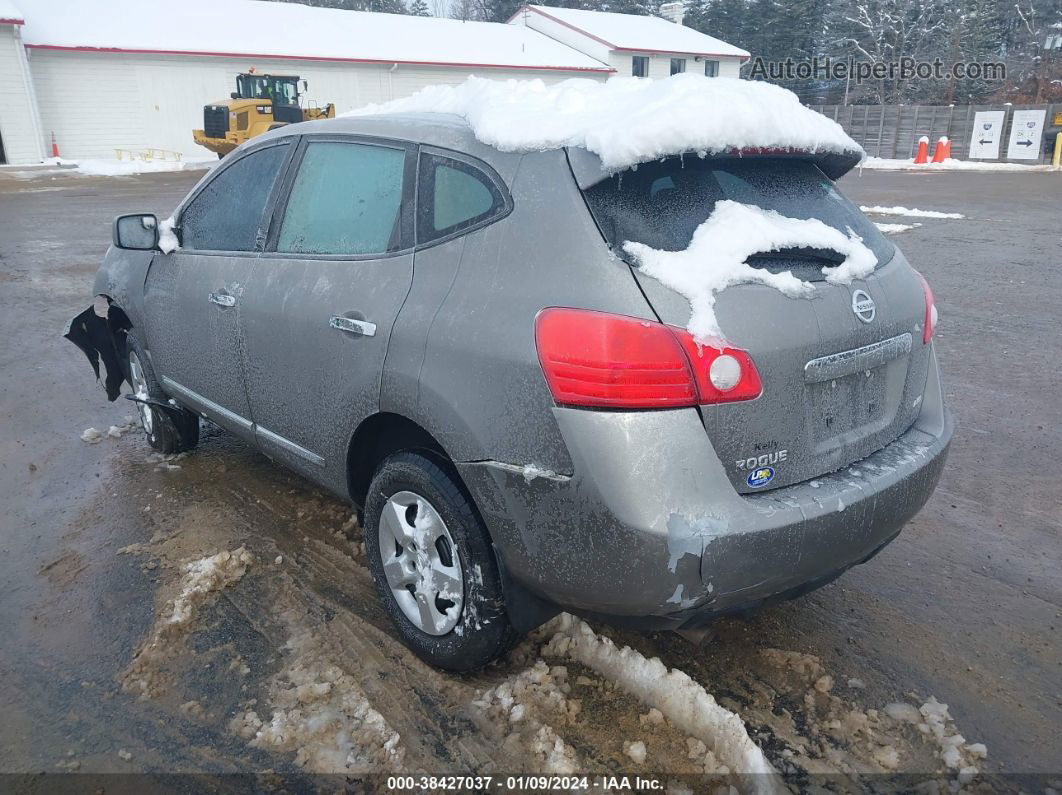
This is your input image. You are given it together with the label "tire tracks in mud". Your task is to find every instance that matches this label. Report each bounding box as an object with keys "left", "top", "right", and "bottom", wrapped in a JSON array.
[{"left": 109, "top": 430, "right": 993, "bottom": 788}]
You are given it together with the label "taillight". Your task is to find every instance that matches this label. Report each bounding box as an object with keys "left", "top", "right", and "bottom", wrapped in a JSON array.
[
  {"left": 534, "top": 308, "right": 762, "bottom": 409},
  {"left": 915, "top": 271, "right": 937, "bottom": 343}
]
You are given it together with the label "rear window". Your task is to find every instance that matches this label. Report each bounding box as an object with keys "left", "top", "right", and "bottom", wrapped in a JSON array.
[{"left": 583, "top": 157, "right": 894, "bottom": 278}]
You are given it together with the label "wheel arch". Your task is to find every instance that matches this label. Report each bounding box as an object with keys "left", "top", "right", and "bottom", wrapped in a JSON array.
[{"left": 347, "top": 412, "right": 456, "bottom": 509}]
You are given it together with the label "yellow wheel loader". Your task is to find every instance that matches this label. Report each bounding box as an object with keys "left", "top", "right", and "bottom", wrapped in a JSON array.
[{"left": 193, "top": 72, "right": 335, "bottom": 158}]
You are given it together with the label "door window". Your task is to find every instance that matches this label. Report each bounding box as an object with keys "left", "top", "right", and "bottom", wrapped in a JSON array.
[
  {"left": 417, "top": 154, "right": 505, "bottom": 244},
  {"left": 277, "top": 141, "right": 407, "bottom": 256},
  {"left": 180, "top": 144, "right": 289, "bottom": 252}
]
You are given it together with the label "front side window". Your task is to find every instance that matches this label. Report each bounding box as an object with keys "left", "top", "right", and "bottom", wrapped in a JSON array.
[
  {"left": 277, "top": 141, "right": 407, "bottom": 256},
  {"left": 704, "top": 59, "right": 719, "bottom": 77},
  {"left": 632, "top": 55, "right": 649, "bottom": 77},
  {"left": 417, "top": 154, "right": 505, "bottom": 245},
  {"left": 180, "top": 143, "right": 289, "bottom": 252},
  {"left": 670, "top": 58, "right": 686, "bottom": 75}
]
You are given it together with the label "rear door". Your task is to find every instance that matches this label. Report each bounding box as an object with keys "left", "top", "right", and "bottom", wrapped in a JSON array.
[
  {"left": 142, "top": 140, "right": 292, "bottom": 438},
  {"left": 239, "top": 136, "right": 416, "bottom": 493},
  {"left": 581, "top": 155, "right": 931, "bottom": 492}
]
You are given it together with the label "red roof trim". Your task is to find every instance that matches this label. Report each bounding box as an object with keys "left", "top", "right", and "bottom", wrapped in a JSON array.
[
  {"left": 0, "top": 17, "right": 25, "bottom": 25},
  {"left": 509, "top": 5, "right": 749, "bottom": 61},
  {"left": 23, "top": 43, "right": 615, "bottom": 73},
  {"left": 614, "top": 45, "right": 750, "bottom": 62}
]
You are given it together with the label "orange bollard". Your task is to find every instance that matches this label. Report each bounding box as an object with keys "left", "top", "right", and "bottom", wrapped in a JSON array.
[
  {"left": 913, "top": 135, "right": 929, "bottom": 164},
  {"left": 50, "top": 131, "right": 60, "bottom": 158},
  {"left": 931, "top": 136, "right": 949, "bottom": 163}
]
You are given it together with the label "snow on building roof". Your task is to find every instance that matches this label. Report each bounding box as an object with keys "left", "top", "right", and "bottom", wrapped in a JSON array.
[
  {"left": 347, "top": 73, "right": 862, "bottom": 171},
  {"left": 0, "top": 0, "right": 24, "bottom": 24},
  {"left": 16, "top": 0, "right": 611, "bottom": 72},
  {"left": 511, "top": 4, "right": 749, "bottom": 59}
]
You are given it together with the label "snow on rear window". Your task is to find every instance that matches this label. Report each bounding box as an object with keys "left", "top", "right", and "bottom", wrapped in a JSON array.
[
  {"left": 346, "top": 74, "right": 863, "bottom": 172},
  {"left": 623, "top": 200, "right": 878, "bottom": 343}
]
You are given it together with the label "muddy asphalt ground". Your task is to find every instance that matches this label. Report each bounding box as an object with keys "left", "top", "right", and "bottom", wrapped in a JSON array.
[{"left": 0, "top": 164, "right": 1058, "bottom": 789}]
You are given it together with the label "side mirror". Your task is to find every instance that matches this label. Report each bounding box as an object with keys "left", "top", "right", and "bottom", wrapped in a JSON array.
[
  {"left": 302, "top": 80, "right": 308, "bottom": 92},
  {"left": 113, "top": 213, "right": 159, "bottom": 251},
  {"left": 231, "top": 91, "right": 239, "bottom": 99}
]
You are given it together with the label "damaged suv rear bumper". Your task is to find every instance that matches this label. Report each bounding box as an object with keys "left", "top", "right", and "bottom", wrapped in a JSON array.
[{"left": 458, "top": 349, "right": 953, "bottom": 630}]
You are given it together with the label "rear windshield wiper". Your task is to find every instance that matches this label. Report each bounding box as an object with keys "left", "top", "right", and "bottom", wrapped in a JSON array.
[{"left": 749, "top": 246, "right": 846, "bottom": 264}]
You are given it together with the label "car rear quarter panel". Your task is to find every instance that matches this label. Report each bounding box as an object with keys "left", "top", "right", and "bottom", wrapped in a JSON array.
[{"left": 399, "top": 149, "right": 657, "bottom": 469}]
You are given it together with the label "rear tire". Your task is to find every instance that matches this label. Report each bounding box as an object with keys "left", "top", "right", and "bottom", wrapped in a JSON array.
[
  {"left": 125, "top": 333, "right": 199, "bottom": 454},
  {"left": 364, "top": 451, "right": 520, "bottom": 671}
]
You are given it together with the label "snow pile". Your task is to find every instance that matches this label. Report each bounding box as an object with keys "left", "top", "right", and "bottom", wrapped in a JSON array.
[
  {"left": 348, "top": 74, "right": 862, "bottom": 172},
  {"left": 169, "top": 546, "right": 253, "bottom": 625},
  {"left": 543, "top": 615, "right": 782, "bottom": 790},
  {"left": 80, "top": 416, "right": 140, "bottom": 443},
  {"left": 43, "top": 157, "right": 212, "bottom": 177},
  {"left": 874, "top": 222, "right": 922, "bottom": 234},
  {"left": 623, "top": 200, "right": 877, "bottom": 342},
  {"left": 860, "top": 205, "right": 964, "bottom": 219},
  {"left": 473, "top": 660, "right": 582, "bottom": 774},
  {"left": 124, "top": 546, "right": 253, "bottom": 700},
  {"left": 862, "top": 156, "right": 1057, "bottom": 172},
  {"left": 884, "top": 697, "right": 986, "bottom": 779},
  {"left": 232, "top": 626, "right": 405, "bottom": 774}
]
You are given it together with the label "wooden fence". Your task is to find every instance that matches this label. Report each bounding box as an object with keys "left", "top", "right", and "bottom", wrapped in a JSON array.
[{"left": 809, "top": 103, "right": 1061, "bottom": 163}]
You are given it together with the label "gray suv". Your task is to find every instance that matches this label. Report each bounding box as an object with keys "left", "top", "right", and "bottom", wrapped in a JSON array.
[{"left": 67, "top": 114, "right": 953, "bottom": 671}]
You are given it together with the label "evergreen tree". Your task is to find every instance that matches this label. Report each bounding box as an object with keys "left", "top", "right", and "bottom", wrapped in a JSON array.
[{"left": 409, "top": 0, "right": 431, "bottom": 14}]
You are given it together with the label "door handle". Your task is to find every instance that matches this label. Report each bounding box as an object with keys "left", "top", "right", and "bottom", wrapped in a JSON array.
[
  {"left": 329, "top": 315, "right": 376, "bottom": 337},
  {"left": 209, "top": 292, "right": 236, "bottom": 307}
]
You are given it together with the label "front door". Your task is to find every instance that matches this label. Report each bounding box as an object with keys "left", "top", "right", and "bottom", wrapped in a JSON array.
[
  {"left": 142, "top": 140, "right": 292, "bottom": 438},
  {"left": 239, "top": 137, "right": 416, "bottom": 492}
]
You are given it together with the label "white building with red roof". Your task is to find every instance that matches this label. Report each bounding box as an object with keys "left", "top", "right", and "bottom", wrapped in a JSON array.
[{"left": 0, "top": 0, "right": 748, "bottom": 164}]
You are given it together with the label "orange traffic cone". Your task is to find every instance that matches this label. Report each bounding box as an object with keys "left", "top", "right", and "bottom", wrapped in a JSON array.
[
  {"left": 942, "top": 138, "right": 952, "bottom": 159},
  {"left": 50, "top": 131, "right": 60, "bottom": 158},
  {"left": 913, "top": 136, "right": 929, "bottom": 164},
  {"left": 931, "top": 136, "right": 949, "bottom": 163}
]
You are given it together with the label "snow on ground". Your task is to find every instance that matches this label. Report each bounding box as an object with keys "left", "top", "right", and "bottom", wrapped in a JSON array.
[
  {"left": 543, "top": 615, "right": 782, "bottom": 789},
  {"left": 874, "top": 222, "right": 922, "bottom": 234},
  {"left": 623, "top": 200, "right": 876, "bottom": 342},
  {"left": 861, "top": 205, "right": 965, "bottom": 219},
  {"left": 473, "top": 660, "right": 583, "bottom": 774},
  {"left": 80, "top": 416, "right": 140, "bottom": 443},
  {"left": 168, "top": 547, "right": 253, "bottom": 625},
  {"left": 861, "top": 156, "right": 1057, "bottom": 172},
  {"left": 230, "top": 620, "right": 405, "bottom": 774},
  {"left": 348, "top": 74, "right": 862, "bottom": 172},
  {"left": 10, "top": 157, "right": 212, "bottom": 177},
  {"left": 123, "top": 546, "right": 253, "bottom": 699}
]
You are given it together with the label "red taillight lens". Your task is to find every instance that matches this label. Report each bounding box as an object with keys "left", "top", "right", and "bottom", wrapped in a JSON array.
[
  {"left": 915, "top": 271, "right": 936, "bottom": 343},
  {"left": 534, "top": 308, "right": 762, "bottom": 409}
]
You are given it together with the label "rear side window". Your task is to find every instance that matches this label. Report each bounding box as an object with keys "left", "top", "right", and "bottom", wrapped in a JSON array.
[
  {"left": 181, "top": 144, "right": 289, "bottom": 252},
  {"left": 583, "top": 157, "right": 895, "bottom": 278},
  {"left": 417, "top": 154, "right": 505, "bottom": 245},
  {"left": 277, "top": 141, "right": 407, "bottom": 256}
]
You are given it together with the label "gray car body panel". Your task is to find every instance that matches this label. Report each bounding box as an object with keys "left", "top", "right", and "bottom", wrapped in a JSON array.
[{"left": 85, "top": 113, "right": 953, "bottom": 629}]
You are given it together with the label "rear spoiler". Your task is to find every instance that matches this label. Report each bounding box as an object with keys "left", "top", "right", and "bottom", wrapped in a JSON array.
[{"left": 566, "top": 146, "right": 865, "bottom": 190}]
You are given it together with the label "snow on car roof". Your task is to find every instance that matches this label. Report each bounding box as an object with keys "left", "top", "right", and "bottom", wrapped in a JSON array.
[
  {"left": 16, "top": 0, "right": 610, "bottom": 73},
  {"left": 347, "top": 74, "right": 864, "bottom": 172},
  {"left": 511, "top": 4, "right": 750, "bottom": 59},
  {"left": 0, "top": 0, "right": 24, "bottom": 24}
]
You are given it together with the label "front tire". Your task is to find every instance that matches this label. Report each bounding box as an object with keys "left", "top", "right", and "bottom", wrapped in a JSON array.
[
  {"left": 364, "top": 452, "right": 520, "bottom": 671},
  {"left": 126, "top": 333, "right": 199, "bottom": 454}
]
